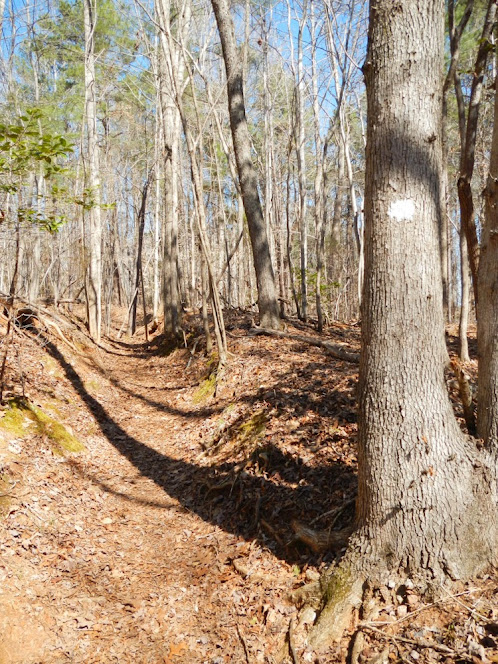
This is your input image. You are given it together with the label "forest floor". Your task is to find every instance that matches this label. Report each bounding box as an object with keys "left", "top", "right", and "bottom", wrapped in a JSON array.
[{"left": 0, "top": 307, "right": 497, "bottom": 664}]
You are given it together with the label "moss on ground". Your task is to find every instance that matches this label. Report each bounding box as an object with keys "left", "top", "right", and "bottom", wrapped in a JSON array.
[
  {"left": 0, "top": 397, "right": 85, "bottom": 455},
  {"left": 0, "top": 401, "right": 30, "bottom": 437},
  {"left": 83, "top": 378, "right": 101, "bottom": 393},
  {"left": 193, "top": 373, "right": 217, "bottom": 403},
  {"left": 29, "top": 404, "right": 85, "bottom": 454},
  {"left": 238, "top": 409, "right": 267, "bottom": 444}
]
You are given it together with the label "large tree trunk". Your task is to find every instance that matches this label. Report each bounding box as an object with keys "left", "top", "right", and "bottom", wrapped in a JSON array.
[
  {"left": 210, "top": 0, "right": 280, "bottom": 329},
  {"left": 354, "top": 0, "right": 497, "bottom": 583},
  {"left": 353, "top": 0, "right": 498, "bottom": 583},
  {"left": 311, "top": 8, "right": 498, "bottom": 649}
]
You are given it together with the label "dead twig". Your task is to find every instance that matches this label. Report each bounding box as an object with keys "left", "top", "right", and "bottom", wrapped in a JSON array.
[
  {"left": 362, "top": 589, "right": 476, "bottom": 628},
  {"left": 310, "top": 497, "right": 356, "bottom": 527},
  {"left": 236, "top": 624, "right": 251, "bottom": 664},
  {"left": 260, "top": 518, "right": 286, "bottom": 548},
  {"left": 440, "top": 584, "right": 490, "bottom": 623},
  {"left": 360, "top": 624, "right": 467, "bottom": 658}
]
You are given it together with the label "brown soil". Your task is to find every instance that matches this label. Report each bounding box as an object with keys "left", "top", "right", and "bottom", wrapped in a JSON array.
[{"left": 0, "top": 310, "right": 496, "bottom": 664}]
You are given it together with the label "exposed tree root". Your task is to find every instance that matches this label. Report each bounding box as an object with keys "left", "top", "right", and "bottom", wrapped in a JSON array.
[
  {"left": 288, "top": 618, "right": 299, "bottom": 664},
  {"left": 308, "top": 565, "right": 364, "bottom": 650},
  {"left": 248, "top": 327, "right": 360, "bottom": 363},
  {"left": 288, "top": 580, "right": 322, "bottom": 609},
  {"left": 291, "top": 520, "right": 354, "bottom": 553},
  {"left": 350, "top": 629, "right": 365, "bottom": 664}
]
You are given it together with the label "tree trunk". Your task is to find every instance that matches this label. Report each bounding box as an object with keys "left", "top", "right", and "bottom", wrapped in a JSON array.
[
  {"left": 441, "top": 0, "right": 474, "bottom": 322},
  {"left": 295, "top": 1, "right": 308, "bottom": 321},
  {"left": 459, "top": 225, "right": 470, "bottom": 363},
  {"left": 84, "top": 0, "right": 102, "bottom": 342},
  {"left": 315, "top": 1, "right": 498, "bottom": 604},
  {"left": 477, "top": 76, "right": 498, "bottom": 448},
  {"left": 152, "top": 46, "right": 163, "bottom": 322},
  {"left": 311, "top": 0, "right": 326, "bottom": 332},
  {"left": 128, "top": 176, "right": 150, "bottom": 337},
  {"left": 352, "top": 0, "right": 498, "bottom": 584},
  {"left": 455, "top": 0, "right": 498, "bottom": 305},
  {"left": 156, "top": 0, "right": 182, "bottom": 339},
  {"left": 210, "top": 0, "right": 280, "bottom": 329}
]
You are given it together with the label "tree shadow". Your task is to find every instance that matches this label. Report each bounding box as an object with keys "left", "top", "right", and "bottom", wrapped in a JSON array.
[{"left": 42, "top": 338, "right": 358, "bottom": 565}]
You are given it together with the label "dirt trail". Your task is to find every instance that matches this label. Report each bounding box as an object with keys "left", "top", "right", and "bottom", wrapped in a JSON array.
[
  {"left": 0, "top": 315, "right": 359, "bottom": 663},
  {"left": 3, "top": 316, "right": 498, "bottom": 664}
]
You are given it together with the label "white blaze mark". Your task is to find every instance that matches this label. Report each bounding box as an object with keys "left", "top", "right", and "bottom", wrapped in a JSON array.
[{"left": 388, "top": 199, "right": 415, "bottom": 221}]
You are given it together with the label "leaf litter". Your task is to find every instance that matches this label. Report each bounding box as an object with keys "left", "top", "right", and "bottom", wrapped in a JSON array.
[{"left": 0, "top": 310, "right": 496, "bottom": 663}]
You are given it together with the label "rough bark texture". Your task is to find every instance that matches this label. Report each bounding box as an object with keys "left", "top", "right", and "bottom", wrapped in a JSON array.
[
  {"left": 478, "top": 78, "right": 498, "bottom": 449},
  {"left": 354, "top": 0, "right": 497, "bottom": 583},
  {"left": 211, "top": 0, "right": 280, "bottom": 330}
]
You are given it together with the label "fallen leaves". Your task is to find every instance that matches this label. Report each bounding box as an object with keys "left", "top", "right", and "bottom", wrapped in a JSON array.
[{"left": 164, "top": 641, "right": 188, "bottom": 662}]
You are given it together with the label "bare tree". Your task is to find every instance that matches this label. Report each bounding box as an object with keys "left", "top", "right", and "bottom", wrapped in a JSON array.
[
  {"left": 83, "top": 0, "right": 102, "bottom": 342},
  {"left": 478, "top": 72, "right": 498, "bottom": 446},
  {"left": 455, "top": 0, "right": 498, "bottom": 304},
  {"left": 210, "top": 0, "right": 280, "bottom": 329}
]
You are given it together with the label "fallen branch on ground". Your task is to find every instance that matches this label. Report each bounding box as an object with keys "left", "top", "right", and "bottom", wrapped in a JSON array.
[{"left": 248, "top": 327, "right": 359, "bottom": 363}]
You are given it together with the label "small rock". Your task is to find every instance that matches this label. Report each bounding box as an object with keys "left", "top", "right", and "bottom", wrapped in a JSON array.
[
  {"left": 305, "top": 568, "right": 320, "bottom": 582},
  {"left": 298, "top": 606, "right": 317, "bottom": 626},
  {"left": 405, "top": 578, "right": 414, "bottom": 590},
  {"left": 387, "top": 580, "right": 396, "bottom": 589},
  {"left": 410, "top": 650, "right": 420, "bottom": 661},
  {"left": 468, "top": 639, "right": 488, "bottom": 661},
  {"left": 368, "top": 647, "right": 390, "bottom": 664},
  {"left": 396, "top": 605, "right": 408, "bottom": 618},
  {"left": 406, "top": 594, "right": 419, "bottom": 609}
]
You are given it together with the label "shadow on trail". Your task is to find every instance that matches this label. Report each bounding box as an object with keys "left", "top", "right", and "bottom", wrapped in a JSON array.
[{"left": 43, "top": 338, "right": 357, "bottom": 565}]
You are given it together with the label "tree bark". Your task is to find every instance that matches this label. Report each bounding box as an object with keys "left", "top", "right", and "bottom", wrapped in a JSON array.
[
  {"left": 455, "top": 0, "right": 498, "bottom": 305},
  {"left": 441, "top": 0, "right": 474, "bottom": 321},
  {"left": 459, "top": 225, "right": 471, "bottom": 362},
  {"left": 352, "top": 0, "right": 497, "bottom": 585},
  {"left": 477, "top": 76, "right": 498, "bottom": 449},
  {"left": 156, "top": 0, "right": 182, "bottom": 339},
  {"left": 83, "top": 0, "right": 102, "bottom": 342},
  {"left": 210, "top": 0, "right": 280, "bottom": 329},
  {"left": 295, "top": 0, "right": 308, "bottom": 321},
  {"left": 128, "top": 175, "right": 150, "bottom": 337}
]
